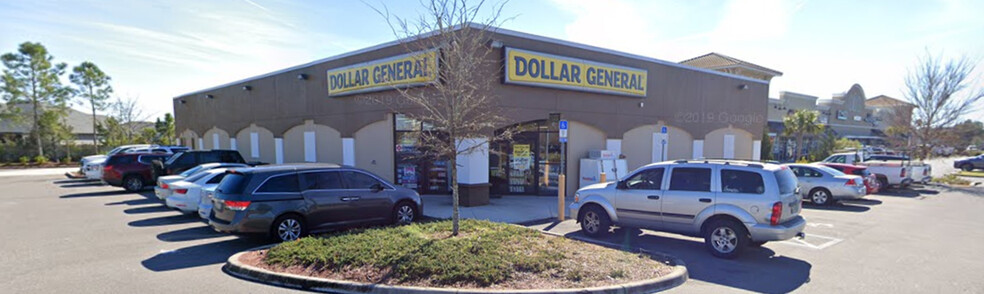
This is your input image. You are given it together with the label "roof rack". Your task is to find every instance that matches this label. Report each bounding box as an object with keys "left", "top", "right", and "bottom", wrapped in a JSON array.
[{"left": 670, "top": 158, "right": 768, "bottom": 169}]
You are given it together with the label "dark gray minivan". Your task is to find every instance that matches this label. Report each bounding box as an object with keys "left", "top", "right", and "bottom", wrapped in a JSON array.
[{"left": 208, "top": 163, "right": 422, "bottom": 241}]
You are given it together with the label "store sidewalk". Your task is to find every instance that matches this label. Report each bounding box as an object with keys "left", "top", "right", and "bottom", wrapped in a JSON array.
[{"left": 421, "top": 195, "right": 575, "bottom": 224}]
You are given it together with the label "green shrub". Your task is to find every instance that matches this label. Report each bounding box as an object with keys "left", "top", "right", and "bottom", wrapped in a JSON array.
[
  {"left": 61, "top": 156, "right": 72, "bottom": 163},
  {"left": 33, "top": 155, "right": 48, "bottom": 164},
  {"left": 18, "top": 156, "right": 30, "bottom": 164}
]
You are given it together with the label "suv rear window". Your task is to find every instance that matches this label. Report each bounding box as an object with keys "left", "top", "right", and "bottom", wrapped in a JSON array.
[
  {"left": 217, "top": 172, "right": 252, "bottom": 194},
  {"left": 851, "top": 169, "right": 870, "bottom": 177},
  {"left": 256, "top": 174, "right": 300, "bottom": 193},
  {"left": 721, "top": 169, "right": 764, "bottom": 194},
  {"left": 107, "top": 155, "right": 134, "bottom": 165},
  {"left": 774, "top": 168, "right": 798, "bottom": 195}
]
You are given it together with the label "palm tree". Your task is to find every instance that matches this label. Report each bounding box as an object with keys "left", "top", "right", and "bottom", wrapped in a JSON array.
[{"left": 783, "top": 109, "right": 824, "bottom": 160}]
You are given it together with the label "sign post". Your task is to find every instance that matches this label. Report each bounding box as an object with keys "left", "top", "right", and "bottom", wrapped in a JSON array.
[{"left": 558, "top": 119, "right": 568, "bottom": 221}]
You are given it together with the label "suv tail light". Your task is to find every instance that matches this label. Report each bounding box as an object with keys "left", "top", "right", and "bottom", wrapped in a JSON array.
[
  {"left": 174, "top": 189, "right": 188, "bottom": 194},
  {"left": 845, "top": 178, "right": 857, "bottom": 186},
  {"left": 224, "top": 200, "right": 251, "bottom": 211},
  {"left": 770, "top": 201, "right": 782, "bottom": 226}
]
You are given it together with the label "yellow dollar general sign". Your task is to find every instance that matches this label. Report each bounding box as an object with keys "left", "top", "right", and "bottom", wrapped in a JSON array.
[
  {"left": 504, "top": 47, "right": 647, "bottom": 97},
  {"left": 327, "top": 49, "right": 439, "bottom": 96}
]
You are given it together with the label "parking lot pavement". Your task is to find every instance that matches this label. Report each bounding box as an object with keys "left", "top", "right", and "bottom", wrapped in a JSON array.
[
  {"left": 529, "top": 185, "right": 984, "bottom": 293},
  {"left": 5, "top": 175, "right": 984, "bottom": 294},
  {"left": 0, "top": 175, "right": 296, "bottom": 293}
]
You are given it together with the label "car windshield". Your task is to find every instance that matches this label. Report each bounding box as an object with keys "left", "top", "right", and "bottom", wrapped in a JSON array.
[
  {"left": 185, "top": 171, "right": 211, "bottom": 182},
  {"left": 815, "top": 165, "right": 846, "bottom": 176},
  {"left": 179, "top": 165, "right": 206, "bottom": 177},
  {"left": 165, "top": 152, "right": 185, "bottom": 165}
]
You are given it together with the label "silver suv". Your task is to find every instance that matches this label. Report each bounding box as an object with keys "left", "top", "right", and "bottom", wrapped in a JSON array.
[{"left": 570, "top": 159, "right": 806, "bottom": 258}]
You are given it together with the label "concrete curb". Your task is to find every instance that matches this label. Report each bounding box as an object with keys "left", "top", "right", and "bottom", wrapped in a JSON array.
[
  {"left": 224, "top": 236, "right": 688, "bottom": 294},
  {"left": 927, "top": 182, "right": 984, "bottom": 195}
]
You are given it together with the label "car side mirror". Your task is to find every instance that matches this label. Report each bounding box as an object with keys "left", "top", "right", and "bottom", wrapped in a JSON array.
[
  {"left": 616, "top": 181, "right": 627, "bottom": 189},
  {"left": 371, "top": 183, "right": 384, "bottom": 192}
]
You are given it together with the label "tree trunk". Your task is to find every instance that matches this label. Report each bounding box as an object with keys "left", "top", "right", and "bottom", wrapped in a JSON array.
[
  {"left": 450, "top": 153, "right": 459, "bottom": 236},
  {"left": 91, "top": 99, "right": 99, "bottom": 154},
  {"left": 795, "top": 134, "right": 804, "bottom": 161},
  {"left": 33, "top": 100, "right": 43, "bottom": 158}
]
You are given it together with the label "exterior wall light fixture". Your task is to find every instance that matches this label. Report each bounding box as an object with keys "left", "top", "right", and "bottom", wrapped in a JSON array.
[
  {"left": 738, "top": 84, "right": 749, "bottom": 90},
  {"left": 242, "top": 85, "right": 252, "bottom": 91},
  {"left": 489, "top": 40, "right": 504, "bottom": 48},
  {"left": 205, "top": 94, "right": 214, "bottom": 99},
  {"left": 180, "top": 99, "right": 186, "bottom": 104},
  {"left": 297, "top": 73, "right": 308, "bottom": 80}
]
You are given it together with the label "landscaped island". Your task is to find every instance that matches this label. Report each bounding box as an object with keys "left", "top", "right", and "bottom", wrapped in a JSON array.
[{"left": 239, "top": 219, "right": 675, "bottom": 290}]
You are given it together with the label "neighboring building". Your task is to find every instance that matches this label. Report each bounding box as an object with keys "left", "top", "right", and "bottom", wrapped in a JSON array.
[
  {"left": 173, "top": 24, "right": 773, "bottom": 199},
  {"left": 680, "top": 52, "right": 784, "bottom": 82},
  {"left": 765, "top": 84, "right": 915, "bottom": 161},
  {"left": 0, "top": 103, "right": 107, "bottom": 145},
  {"left": 865, "top": 95, "right": 914, "bottom": 132}
]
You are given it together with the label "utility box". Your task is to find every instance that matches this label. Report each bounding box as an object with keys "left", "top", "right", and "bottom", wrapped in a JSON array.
[{"left": 579, "top": 150, "right": 627, "bottom": 189}]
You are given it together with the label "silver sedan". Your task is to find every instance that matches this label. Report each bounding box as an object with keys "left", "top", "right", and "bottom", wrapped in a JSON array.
[{"left": 785, "top": 163, "right": 866, "bottom": 205}]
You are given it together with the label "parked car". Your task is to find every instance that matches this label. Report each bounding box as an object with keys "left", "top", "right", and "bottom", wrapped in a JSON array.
[
  {"left": 164, "top": 168, "right": 232, "bottom": 214},
  {"left": 785, "top": 163, "right": 866, "bottom": 205},
  {"left": 823, "top": 152, "right": 914, "bottom": 188},
  {"left": 818, "top": 163, "right": 880, "bottom": 194},
  {"left": 569, "top": 159, "right": 806, "bottom": 259},
  {"left": 159, "top": 149, "right": 247, "bottom": 176},
  {"left": 155, "top": 162, "right": 248, "bottom": 200},
  {"left": 102, "top": 153, "right": 173, "bottom": 192},
  {"left": 198, "top": 186, "right": 219, "bottom": 220},
  {"left": 208, "top": 164, "right": 422, "bottom": 242},
  {"left": 954, "top": 155, "right": 984, "bottom": 171},
  {"left": 82, "top": 145, "right": 188, "bottom": 180}
]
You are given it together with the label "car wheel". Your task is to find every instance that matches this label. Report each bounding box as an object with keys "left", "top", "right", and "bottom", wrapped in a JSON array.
[
  {"left": 810, "top": 188, "right": 832, "bottom": 205},
  {"left": 879, "top": 178, "right": 890, "bottom": 191},
  {"left": 962, "top": 164, "right": 974, "bottom": 172},
  {"left": 123, "top": 175, "right": 144, "bottom": 192},
  {"left": 271, "top": 215, "right": 306, "bottom": 242},
  {"left": 579, "top": 205, "right": 611, "bottom": 238},
  {"left": 392, "top": 202, "right": 416, "bottom": 225},
  {"left": 704, "top": 219, "right": 749, "bottom": 259}
]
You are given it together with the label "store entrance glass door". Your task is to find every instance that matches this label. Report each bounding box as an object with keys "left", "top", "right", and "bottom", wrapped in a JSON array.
[
  {"left": 507, "top": 135, "right": 537, "bottom": 194},
  {"left": 490, "top": 120, "right": 565, "bottom": 196}
]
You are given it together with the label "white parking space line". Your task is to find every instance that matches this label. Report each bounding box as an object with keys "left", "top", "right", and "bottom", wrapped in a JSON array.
[
  {"left": 776, "top": 233, "right": 843, "bottom": 250},
  {"left": 807, "top": 222, "right": 835, "bottom": 228}
]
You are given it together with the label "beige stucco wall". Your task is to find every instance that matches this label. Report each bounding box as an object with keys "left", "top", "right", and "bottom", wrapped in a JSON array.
[
  {"left": 703, "top": 127, "right": 753, "bottom": 159},
  {"left": 235, "top": 124, "right": 276, "bottom": 163},
  {"left": 282, "top": 120, "right": 343, "bottom": 164},
  {"left": 203, "top": 127, "right": 230, "bottom": 150},
  {"left": 566, "top": 121, "right": 607, "bottom": 194},
  {"left": 354, "top": 115, "right": 394, "bottom": 183},
  {"left": 621, "top": 124, "right": 693, "bottom": 171},
  {"left": 179, "top": 129, "right": 198, "bottom": 149}
]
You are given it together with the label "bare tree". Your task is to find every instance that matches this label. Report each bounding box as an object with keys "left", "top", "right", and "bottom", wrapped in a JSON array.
[
  {"left": 370, "top": 0, "right": 514, "bottom": 236},
  {"left": 904, "top": 51, "right": 984, "bottom": 159},
  {"left": 110, "top": 95, "right": 147, "bottom": 143}
]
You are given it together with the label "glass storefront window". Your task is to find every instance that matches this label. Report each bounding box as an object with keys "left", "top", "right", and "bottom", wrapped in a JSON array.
[
  {"left": 490, "top": 120, "right": 565, "bottom": 196},
  {"left": 393, "top": 114, "right": 450, "bottom": 194}
]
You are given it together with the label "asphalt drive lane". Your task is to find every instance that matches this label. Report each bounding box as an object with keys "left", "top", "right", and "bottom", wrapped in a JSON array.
[{"left": 0, "top": 175, "right": 296, "bottom": 293}]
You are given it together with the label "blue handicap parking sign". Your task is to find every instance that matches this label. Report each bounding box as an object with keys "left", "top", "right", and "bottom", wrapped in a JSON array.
[
  {"left": 661, "top": 126, "right": 668, "bottom": 134},
  {"left": 559, "top": 120, "right": 568, "bottom": 130}
]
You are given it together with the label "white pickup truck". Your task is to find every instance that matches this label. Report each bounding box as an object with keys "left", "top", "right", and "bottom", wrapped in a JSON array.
[{"left": 821, "top": 152, "right": 929, "bottom": 188}]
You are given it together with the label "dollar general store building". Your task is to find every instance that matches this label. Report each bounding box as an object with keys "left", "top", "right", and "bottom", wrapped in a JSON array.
[{"left": 173, "top": 24, "right": 780, "bottom": 200}]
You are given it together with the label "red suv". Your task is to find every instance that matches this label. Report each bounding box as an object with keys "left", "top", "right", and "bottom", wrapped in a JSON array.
[
  {"left": 819, "top": 163, "right": 880, "bottom": 194},
  {"left": 103, "top": 153, "right": 173, "bottom": 192}
]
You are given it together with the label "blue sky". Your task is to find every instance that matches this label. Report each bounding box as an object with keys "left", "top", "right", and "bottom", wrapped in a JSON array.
[{"left": 1, "top": 0, "right": 982, "bottom": 121}]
